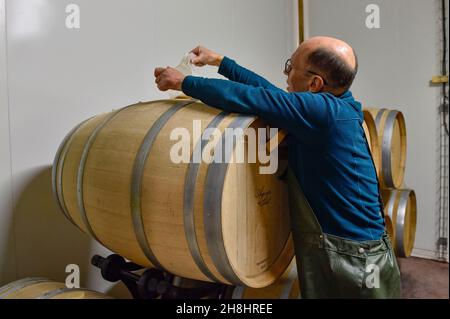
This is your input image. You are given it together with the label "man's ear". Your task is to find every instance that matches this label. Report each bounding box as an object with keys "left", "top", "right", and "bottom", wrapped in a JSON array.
[{"left": 308, "top": 76, "right": 324, "bottom": 93}]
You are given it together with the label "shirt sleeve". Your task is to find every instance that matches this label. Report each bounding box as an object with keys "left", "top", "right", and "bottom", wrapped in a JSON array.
[
  {"left": 218, "top": 56, "right": 281, "bottom": 91},
  {"left": 182, "top": 75, "right": 338, "bottom": 146}
]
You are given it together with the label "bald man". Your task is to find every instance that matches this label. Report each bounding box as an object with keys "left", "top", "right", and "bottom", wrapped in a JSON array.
[{"left": 154, "top": 36, "right": 401, "bottom": 299}]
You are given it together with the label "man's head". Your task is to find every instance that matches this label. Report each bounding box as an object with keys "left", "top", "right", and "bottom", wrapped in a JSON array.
[{"left": 285, "top": 36, "right": 358, "bottom": 95}]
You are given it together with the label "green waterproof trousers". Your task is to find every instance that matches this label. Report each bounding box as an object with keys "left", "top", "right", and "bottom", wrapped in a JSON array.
[{"left": 285, "top": 167, "right": 402, "bottom": 299}]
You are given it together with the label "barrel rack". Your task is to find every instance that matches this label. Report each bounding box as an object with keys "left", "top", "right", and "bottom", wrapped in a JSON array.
[{"left": 91, "top": 254, "right": 231, "bottom": 299}]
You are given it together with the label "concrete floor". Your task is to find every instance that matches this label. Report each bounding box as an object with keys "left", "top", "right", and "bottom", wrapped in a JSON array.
[{"left": 398, "top": 257, "right": 449, "bottom": 299}]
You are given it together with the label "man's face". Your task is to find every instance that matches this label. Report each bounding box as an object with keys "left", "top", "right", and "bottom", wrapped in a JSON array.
[{"left": 284, "top": 47, "right": 312, "bottom": 93}]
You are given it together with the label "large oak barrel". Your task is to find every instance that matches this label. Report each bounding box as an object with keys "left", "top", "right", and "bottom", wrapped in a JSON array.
[
  {"left": 0, "top": 278, "right": 111, "bottom": 299},
  {"left": 364, "top": 108, "right": 407, "bottom": 188},
  {"left": 362, "top": 110, "right": 381, "bottom": 176},
  {"left": 381, "top": 189, "right": 417, "bottom": 257},
  {"left": 52, "top": 99, "right": 293, "bottom": 288},
  {"left": 230, "top": 258, "right": 300, "bottom": 299}
]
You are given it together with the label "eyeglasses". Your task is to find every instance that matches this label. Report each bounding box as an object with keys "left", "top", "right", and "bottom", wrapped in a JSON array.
[
  {"left": 284, "top": 58, "right": 328, "bottom": 86},
  {"left": 284, "top": 58, "right": 293, "bottom": 74}
]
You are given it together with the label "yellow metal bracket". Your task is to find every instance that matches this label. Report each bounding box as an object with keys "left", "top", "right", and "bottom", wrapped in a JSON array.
[{"left": 431, "top": 75, "right": 449, "bottom": 84}]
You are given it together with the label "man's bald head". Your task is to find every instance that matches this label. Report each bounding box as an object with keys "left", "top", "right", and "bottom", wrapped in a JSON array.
[{"left": 287, "top": 36, "right": 358, "bottom": 95}]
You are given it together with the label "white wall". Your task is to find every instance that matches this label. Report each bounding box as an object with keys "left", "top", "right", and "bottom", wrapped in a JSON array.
[
  {"left": 0, "top": 0, "right": 16, "bottom": 285},
  {"left": 0, "top": 0, "right": 297, "bottom": 295},
  {"left": 305, "top": 0, "right": 449, "bottom": 259}
]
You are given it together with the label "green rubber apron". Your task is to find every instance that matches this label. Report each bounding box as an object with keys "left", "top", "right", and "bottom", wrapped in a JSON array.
[{"left": 284, "top": 126, "right": 402, "bottom": 298}]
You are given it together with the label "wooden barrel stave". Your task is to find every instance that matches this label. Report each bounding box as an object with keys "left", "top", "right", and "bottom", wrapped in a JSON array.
[
  {"left": 139, "top": 102, "right": 233, "bottom": 280},
  {"left": 61, "top": 112, "right": 119, "bottom": 236},
  {"left": 84, "top": 100, "right": 197, "bottom": 271},
  {"left": 190, "top": 112, "right": 240, "bottom": 284}
]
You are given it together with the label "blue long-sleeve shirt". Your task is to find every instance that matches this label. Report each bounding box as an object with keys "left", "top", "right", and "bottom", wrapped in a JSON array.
[{"left": 182, "top": 56, "right": 385, "bottom": 241}]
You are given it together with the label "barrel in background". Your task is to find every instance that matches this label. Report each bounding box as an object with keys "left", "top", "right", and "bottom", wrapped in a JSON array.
[
  {"left": 381, "top": 189, "right": 417, "bottom": 257},
  {"left": 362, "top": 110, "right": 381, "bottom": 176},
  {"left": 364, "top": 108, "right": 407, "bottom": 189},
  {"left": 384, "top": 214, "right": 395, "bottom": 244},
  {"left": 363, "top": 107, "right": 416, "bottom": 258},
  {"left": 0, "top": 278, "right": 112, "bottom": 299}
]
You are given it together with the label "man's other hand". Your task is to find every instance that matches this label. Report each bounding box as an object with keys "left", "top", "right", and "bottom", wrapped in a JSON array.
[
  {"left": 154, "top": 67, "right": 185, "bottom": 91},
  {"left": 190, "top": 45, "right": 224, "bottom": 67}
]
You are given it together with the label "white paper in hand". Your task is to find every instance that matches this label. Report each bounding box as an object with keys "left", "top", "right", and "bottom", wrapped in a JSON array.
[{"left": 167, "top": 52, "right": 197, "bottom": 99}]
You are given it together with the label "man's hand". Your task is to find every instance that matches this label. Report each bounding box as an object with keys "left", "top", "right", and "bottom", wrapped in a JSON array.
[
  {"left": 190, "top": 46, "right": 224, "bottom": 67},
  {"left": 154, "top": 67, "right": 186, "bottom": 91}
]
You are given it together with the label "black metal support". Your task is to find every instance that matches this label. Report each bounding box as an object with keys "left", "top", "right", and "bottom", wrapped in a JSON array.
[{"left": 91, "top": 254, "right": 230, "bottom": 299}]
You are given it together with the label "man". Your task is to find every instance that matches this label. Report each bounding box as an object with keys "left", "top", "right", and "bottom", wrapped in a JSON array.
[{"left": 154, "top": 36, "right": 402, "bottom": 298}]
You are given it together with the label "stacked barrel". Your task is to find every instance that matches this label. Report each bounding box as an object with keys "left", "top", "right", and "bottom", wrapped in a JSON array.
[
  {"left": 363, "top": 108, "right": 417, "bottom": 258},
  {"left": 0, "top": 278, "right": 112, "bottom": 299}
]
